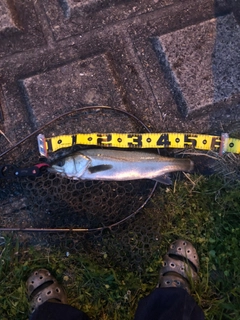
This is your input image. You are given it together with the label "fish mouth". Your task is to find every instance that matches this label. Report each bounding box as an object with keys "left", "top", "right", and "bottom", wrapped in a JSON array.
[
  {"left": 48, "top": 165, "right": 65, "bottom": 174},
  {"left": 48, "top": 158, "right": 66, "bottom": 174}
]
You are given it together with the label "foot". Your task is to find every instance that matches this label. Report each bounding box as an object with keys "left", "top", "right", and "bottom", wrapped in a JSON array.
[
  {"left": 26, "top": 269, "right": 67, "bottom": 313},
  {"left": 158, "top": 239, "right": 199, "bottom": 293}
]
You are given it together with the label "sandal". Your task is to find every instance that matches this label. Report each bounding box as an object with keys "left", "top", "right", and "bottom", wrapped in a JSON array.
[
  {"left": 26, "top": 269, "right": 67, "bottom": 313},
  {"left": 158, "top": 239, "right": 199, "bottom": 293}
]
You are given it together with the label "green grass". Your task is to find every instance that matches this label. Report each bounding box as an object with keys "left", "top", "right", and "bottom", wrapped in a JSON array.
[{"left": 0, "top": 174, "right": 240, "bottom": 319}]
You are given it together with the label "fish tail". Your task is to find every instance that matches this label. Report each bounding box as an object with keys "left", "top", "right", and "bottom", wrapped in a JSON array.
[
  {"left": 170, "top": 158, "right": 194, "bottom": 173},
  {"left": 181, "top": 159, "right": 194, "bottom": 172}
]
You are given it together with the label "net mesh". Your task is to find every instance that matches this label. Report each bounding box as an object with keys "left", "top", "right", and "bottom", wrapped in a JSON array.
[{"left": 0, "top": 107, "right": 162, "bottom": 270}]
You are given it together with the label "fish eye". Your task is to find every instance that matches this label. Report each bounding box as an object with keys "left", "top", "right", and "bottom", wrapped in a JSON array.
[{"left": 55, "top": 159, "right": 65, "bottom": 167}]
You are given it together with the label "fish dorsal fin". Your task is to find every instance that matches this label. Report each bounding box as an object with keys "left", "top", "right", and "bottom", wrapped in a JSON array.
[
  {"left": 88, "top": 164, "right": 113, "bottom": 174},
  {"left": 153, "top": 174, "right": 172, "bottom": 185}
]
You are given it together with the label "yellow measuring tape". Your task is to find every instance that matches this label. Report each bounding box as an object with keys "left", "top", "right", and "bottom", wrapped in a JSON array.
[{"left": 37, "top": 132, "right": 240, "bottom": 157}]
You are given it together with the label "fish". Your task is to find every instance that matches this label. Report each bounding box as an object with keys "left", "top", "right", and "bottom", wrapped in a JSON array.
[{"left": 50, "top": 149, "right": 194, "bottom": 185}]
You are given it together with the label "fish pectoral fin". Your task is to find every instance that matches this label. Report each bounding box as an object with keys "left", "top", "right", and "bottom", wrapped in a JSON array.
[
  {"left": 153, "top": 174, "right": 172, "bottom": 185},
  {"left": 88, "top": 164, "right": 113, "bottom": 174}
]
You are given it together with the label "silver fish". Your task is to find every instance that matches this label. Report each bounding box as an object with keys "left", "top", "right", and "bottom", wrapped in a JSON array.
[{"left": 50, "top": 149, "right": 194, "bottom": 185}]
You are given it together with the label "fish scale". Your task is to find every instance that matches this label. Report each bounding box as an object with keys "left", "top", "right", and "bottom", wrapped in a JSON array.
[{"left": 50, "top": 149, "right": 194, "bottom": 185}]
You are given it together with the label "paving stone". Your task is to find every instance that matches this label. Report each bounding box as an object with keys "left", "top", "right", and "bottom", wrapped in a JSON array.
[
  {"left": 20, "top": 54, "right": 125, "bottom": 129},
  {"left": 0, "top": 93, "right": 3, "bottom": 121},
  {"left": 59, "top": 0, "right": 169, "bottom": 18},
  {"left": 0, "top": 26, "right": 160, "bottom": 144},
  {"left": 128, "top": 0, "right": 225, "bottom": 132},
  {"left": 0, "top": 88, "right": 15, "bottom": 154},
  {"left": 43, "top": 0, "right": 174, "bottom": 40},
  {"left": 128, "top": 0, "right": 239, "bottom": 133},
  {"left": 0, "top": 0, "right": 46, "bottom": 58},
  {"left": 154, "top": 14, "right": 240, "bottom": 114},
  {"left": 226, "top": 0, "right": 240, "bottom": 24},
  {"left": 0, "top": 0, "right": 20, "bottom": 33},
  {"left": 59, "top": 0, "right": 117, "bottom": 18}
]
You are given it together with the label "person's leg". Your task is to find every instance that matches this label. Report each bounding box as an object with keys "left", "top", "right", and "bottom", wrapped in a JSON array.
[
  {"left": 27, "top": 269, "right": 90, "bottom": 320},
  {"left": 134, "top": 287, "right": 204, "bottom": 320},
  {"left": 134, "top": 239, "right": 205, "bottom": 320},
  {"left": 29, "top": 301, "right": 90, "bottom": 320}
]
